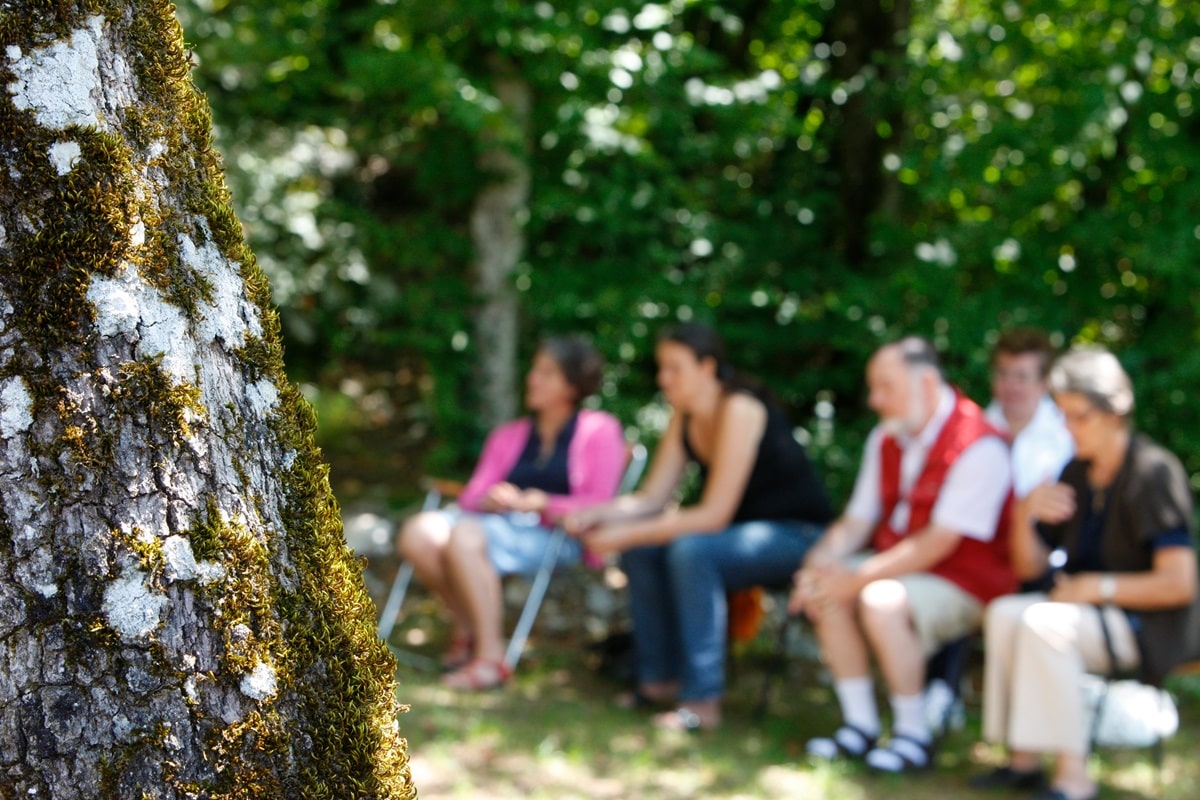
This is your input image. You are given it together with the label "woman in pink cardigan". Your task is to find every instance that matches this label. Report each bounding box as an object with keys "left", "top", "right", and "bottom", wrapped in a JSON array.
[{"left": 398, "top": 336, "right": 627, "bottom": 690}]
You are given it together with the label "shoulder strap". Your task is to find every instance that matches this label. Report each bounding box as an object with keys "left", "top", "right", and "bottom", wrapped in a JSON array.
[{"left": 1095, "top": 604, "right": 1134, "bottom": 680}]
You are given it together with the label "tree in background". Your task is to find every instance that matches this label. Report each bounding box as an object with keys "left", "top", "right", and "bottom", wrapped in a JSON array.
[
  {"left": 177, "top": 0, "right": 1200, "bottom": 503},
  {"left": 0, "top": 2, "right": 413, "bottom": 796}
]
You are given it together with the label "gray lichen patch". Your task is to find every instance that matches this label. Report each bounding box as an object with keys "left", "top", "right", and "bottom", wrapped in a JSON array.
[
  {"left": 88, "top": 263, "right": 196, "bottom": 385},
  {"left": 8, "top": 16, "right": 109, "bottom": 130},
  {"left": 180, "top": 228, "right": 263, "bottom": 347},
  {"left": 160, "top": 534, "right": 223, "bottom": 586},
  {"left": 48, "top": 140, "right": 82, "bottom": 175},
  {"left": 0, "top": 376, "right": 33, "bottom": 436},
  {"left": 161, "top": 535, "right": 196, "bottom": 581},
  {"left": 102, "top": 567, "right": 166, "bottom": 642},
  {"left": 239, "top": 660, "right": 277, "bottom": 701}
]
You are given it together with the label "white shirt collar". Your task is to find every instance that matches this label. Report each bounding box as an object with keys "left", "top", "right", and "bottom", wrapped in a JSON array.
[
  {"left": 898, "top": 383, "right": 956, "bottom": 449},
  {"left": 985, "top": 394, "right": 1059, "bottom": 439}
]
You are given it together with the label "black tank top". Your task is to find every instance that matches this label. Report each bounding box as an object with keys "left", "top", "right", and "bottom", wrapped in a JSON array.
[{"left": 683, "top": 391, "right": 832, "bottom": 524}]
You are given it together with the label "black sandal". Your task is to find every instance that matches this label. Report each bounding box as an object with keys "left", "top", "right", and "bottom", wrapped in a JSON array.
[
  {"left": 1032, "top": 788, "right": 1098, "bottom": 800},
  {"left": 864, "top": 734, "right": 936, "bottom": 773},
  {"left": 969, "top": 765, "right": 1046, "bottom": 791},
  {"left": 615, "top": 688, "right": 673, "bottom": 711},
  {"left": 806, "top": 725, "right": 879, "bottom": 761}
]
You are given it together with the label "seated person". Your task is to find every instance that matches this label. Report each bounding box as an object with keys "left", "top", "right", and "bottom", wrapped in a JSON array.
[
  {"left": 398, "top": 336, "right": 627, "bottom": 690},
  {"left": 986, "top": 327, "right": 1074, "bottom": 500},
  {"left": 564, "top": 322, "right": 832, "bottom": 731},
  {"left": 789, "top": 336, "right": 1015, "bottom": 772},
  {"left": 972, "top": 346, "right": 1200, "bottom": 800}
]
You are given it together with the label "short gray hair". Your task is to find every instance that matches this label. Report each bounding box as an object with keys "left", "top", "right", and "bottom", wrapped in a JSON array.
[
  {"left": 1048, "top": 345, "right": 1134, "bottom": 417},
  {"left": 882, "top": 336, "right": 943, "bottom": 379}
]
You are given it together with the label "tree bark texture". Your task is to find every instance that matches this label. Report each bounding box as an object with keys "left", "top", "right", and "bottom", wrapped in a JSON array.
[
  {"left": 0, "top": 3, "right": 414, "bottom": 798},
  {"left": 469, "top": 64, "right": 531, "bottom": 431},
  {"left": 826, "top": 0, "right": 911, "bottom": 264}
]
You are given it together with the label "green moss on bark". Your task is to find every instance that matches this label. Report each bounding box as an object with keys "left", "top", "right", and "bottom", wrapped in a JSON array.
[
  {"left": 112, "top": 359, "right": 205, "bottom": 441},
  {"left": 2, "top": 3, "right": 414, "bottom": 797}
]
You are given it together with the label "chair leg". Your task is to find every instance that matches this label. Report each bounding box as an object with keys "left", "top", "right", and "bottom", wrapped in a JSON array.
[
  {"left": 925, "top": 635, "right": 971, "bottom": 736},
  {"left": 504, "top": 528, "right": 567, "bottom": 670},
  {"left": 377, "top": 488, "right": 444, "bottom": 643},
  {"left": 376, "top": 560, "right": 414, "bottom": 642},
  {"left": 755, "top": 609, "right": 794, "bottom": 721}
]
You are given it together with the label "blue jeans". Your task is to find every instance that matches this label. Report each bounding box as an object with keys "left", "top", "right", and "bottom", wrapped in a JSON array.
[{"left": 620, "top": 519, "right": 824, "bottom": 701}]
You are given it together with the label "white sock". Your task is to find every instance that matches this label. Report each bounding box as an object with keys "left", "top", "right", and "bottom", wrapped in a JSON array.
[
  {"left": 834, "top": 677, "right": 880, "bottom": 736},
  {"left": 890, "top": 693, "right": 930, "bottom": 742}
]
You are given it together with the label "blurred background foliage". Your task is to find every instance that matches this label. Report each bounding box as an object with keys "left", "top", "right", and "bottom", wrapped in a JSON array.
[{"left": 174, "top": 0, "right": 1200, "bottom": 510}]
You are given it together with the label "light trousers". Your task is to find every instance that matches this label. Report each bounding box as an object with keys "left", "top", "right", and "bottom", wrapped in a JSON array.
[{"left": 981, "top": 592, "right": 1140, "bottom": 755}]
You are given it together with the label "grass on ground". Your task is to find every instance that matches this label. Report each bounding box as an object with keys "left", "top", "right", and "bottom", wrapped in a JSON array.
[{"left": 390, "top": 623, "right": 1200, "bottom": 800}]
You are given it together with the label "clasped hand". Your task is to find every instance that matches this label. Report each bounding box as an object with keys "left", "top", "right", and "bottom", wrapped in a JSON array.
[
  {"left": 788, "top": 562, "right": 860, "bottom": 620},
  {"left": 561, "top": 509, "right": 636, "bottom": 556},
  {"left": 481, "top": 482, "right": 546, "bottom": 514}
]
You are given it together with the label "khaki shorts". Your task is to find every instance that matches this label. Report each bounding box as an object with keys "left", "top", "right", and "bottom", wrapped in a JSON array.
[{"left": 847, "top": 553, "right": 983, "bottom": 656}]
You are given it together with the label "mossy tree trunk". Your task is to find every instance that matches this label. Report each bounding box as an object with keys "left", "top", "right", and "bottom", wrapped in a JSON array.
[
  {"left": 469, "top": 62, "right": 531, "bottom": 431},
  {"left": 0, "top": 3, "right": 414, "bottom": 798}
]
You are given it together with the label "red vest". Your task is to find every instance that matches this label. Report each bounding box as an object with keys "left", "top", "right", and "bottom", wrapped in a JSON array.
[{"left": 872, "top": 391, "right": 1016, "bottom": 603}]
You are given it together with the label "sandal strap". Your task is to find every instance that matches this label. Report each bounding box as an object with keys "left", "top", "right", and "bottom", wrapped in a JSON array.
[
  {"left": 865, "top": 733, "right": 935, "bottom": 773},
  {"left": 441, "top": 658, "right": 511, "bottom": 690},
  {"left": 441, "top": 633, "right": 475, "bottom": 669},
  {"left": 806, "top": 724, "right": 878, "bottom": 760}
]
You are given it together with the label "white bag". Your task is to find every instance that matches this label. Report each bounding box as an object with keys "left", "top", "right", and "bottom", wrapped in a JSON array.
[{"left": 1081, "top": 674, "right": 1179, "bottom": 749}]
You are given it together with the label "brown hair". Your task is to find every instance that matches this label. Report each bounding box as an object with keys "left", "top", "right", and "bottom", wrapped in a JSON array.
[
  {"left": 991, "top": 327, "right": 1057, "bottom": 378},
  {"left": 658, "top": 322, "right": 764, "bottom": 395},
  {"left": 539, "top": 335, "right": 604, "bottom": 404}
]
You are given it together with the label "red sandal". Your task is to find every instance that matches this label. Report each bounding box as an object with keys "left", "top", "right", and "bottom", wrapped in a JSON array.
[
  {"left": 440, "top": 658, "right": 511, "bottom": 691},
  {"left": 440, "top": 632, "right": 474, "bottom": 671}
]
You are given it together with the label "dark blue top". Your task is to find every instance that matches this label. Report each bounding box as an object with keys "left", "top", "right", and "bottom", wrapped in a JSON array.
[
  {"left": 504, "top": 412, "right": 577, "bottom": 496},
  {"left": 1043, "top": 485, "right": 1192, "bottom": 574},
  {"left": 1068, "top": 487, "right": 1109, "bottom": 573}
]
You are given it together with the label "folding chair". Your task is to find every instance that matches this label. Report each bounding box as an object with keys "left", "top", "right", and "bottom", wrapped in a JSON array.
[{"left": 376, "top": 443, "right": 648, "bottom": 671}]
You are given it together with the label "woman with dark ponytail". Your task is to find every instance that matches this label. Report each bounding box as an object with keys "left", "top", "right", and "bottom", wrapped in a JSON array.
[{"left": 565, "top": 322, "right": 833, "bottom": 730}]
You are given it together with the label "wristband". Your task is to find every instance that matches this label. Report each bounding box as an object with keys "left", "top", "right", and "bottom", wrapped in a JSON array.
[{"left": 1099, "top": 573, "right": 1117, "bottom": 603}]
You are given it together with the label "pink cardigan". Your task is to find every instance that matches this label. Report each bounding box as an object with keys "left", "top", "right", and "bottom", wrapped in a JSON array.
[{"left": 457, "top": 409, "right": 627, "bottom": 525}]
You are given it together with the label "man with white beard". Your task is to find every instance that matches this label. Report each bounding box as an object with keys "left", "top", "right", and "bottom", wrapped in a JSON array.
[{"left": 789, "top": 337, "right": 1015, "bottom": 774}]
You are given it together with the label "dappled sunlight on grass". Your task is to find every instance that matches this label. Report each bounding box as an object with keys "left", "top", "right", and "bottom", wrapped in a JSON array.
[
  {"left": 394, "top": 642, "right": 1200, "bottom": 800},
  {"left": 758, "top": 763, "right": 865, "bottom": 798}
]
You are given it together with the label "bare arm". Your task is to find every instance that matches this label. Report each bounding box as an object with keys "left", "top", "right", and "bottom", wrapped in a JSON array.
[
  {"left": 789, "top": 514, "right": 874, "bottom": 614},
  {"left": 802, "top": 515, "right": 875, "bottom": 568},
  {"left": 1010, "top": 482, "right": 1076, "bottom": 580},
  {"left": 794, "top": 522, "right": 964, "bottom": 612},
  {"left": 579, "top": 393, "right": 765, "bottom": 553},
  {"left": 853, "top": 522, "right": 962, "bottom": 584},
  {"left": 561, "top": 411, "right": 689, "bottom": 533},
  {"left": 1051, "top": 545, "right": 1198, "bottom": 609}
]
